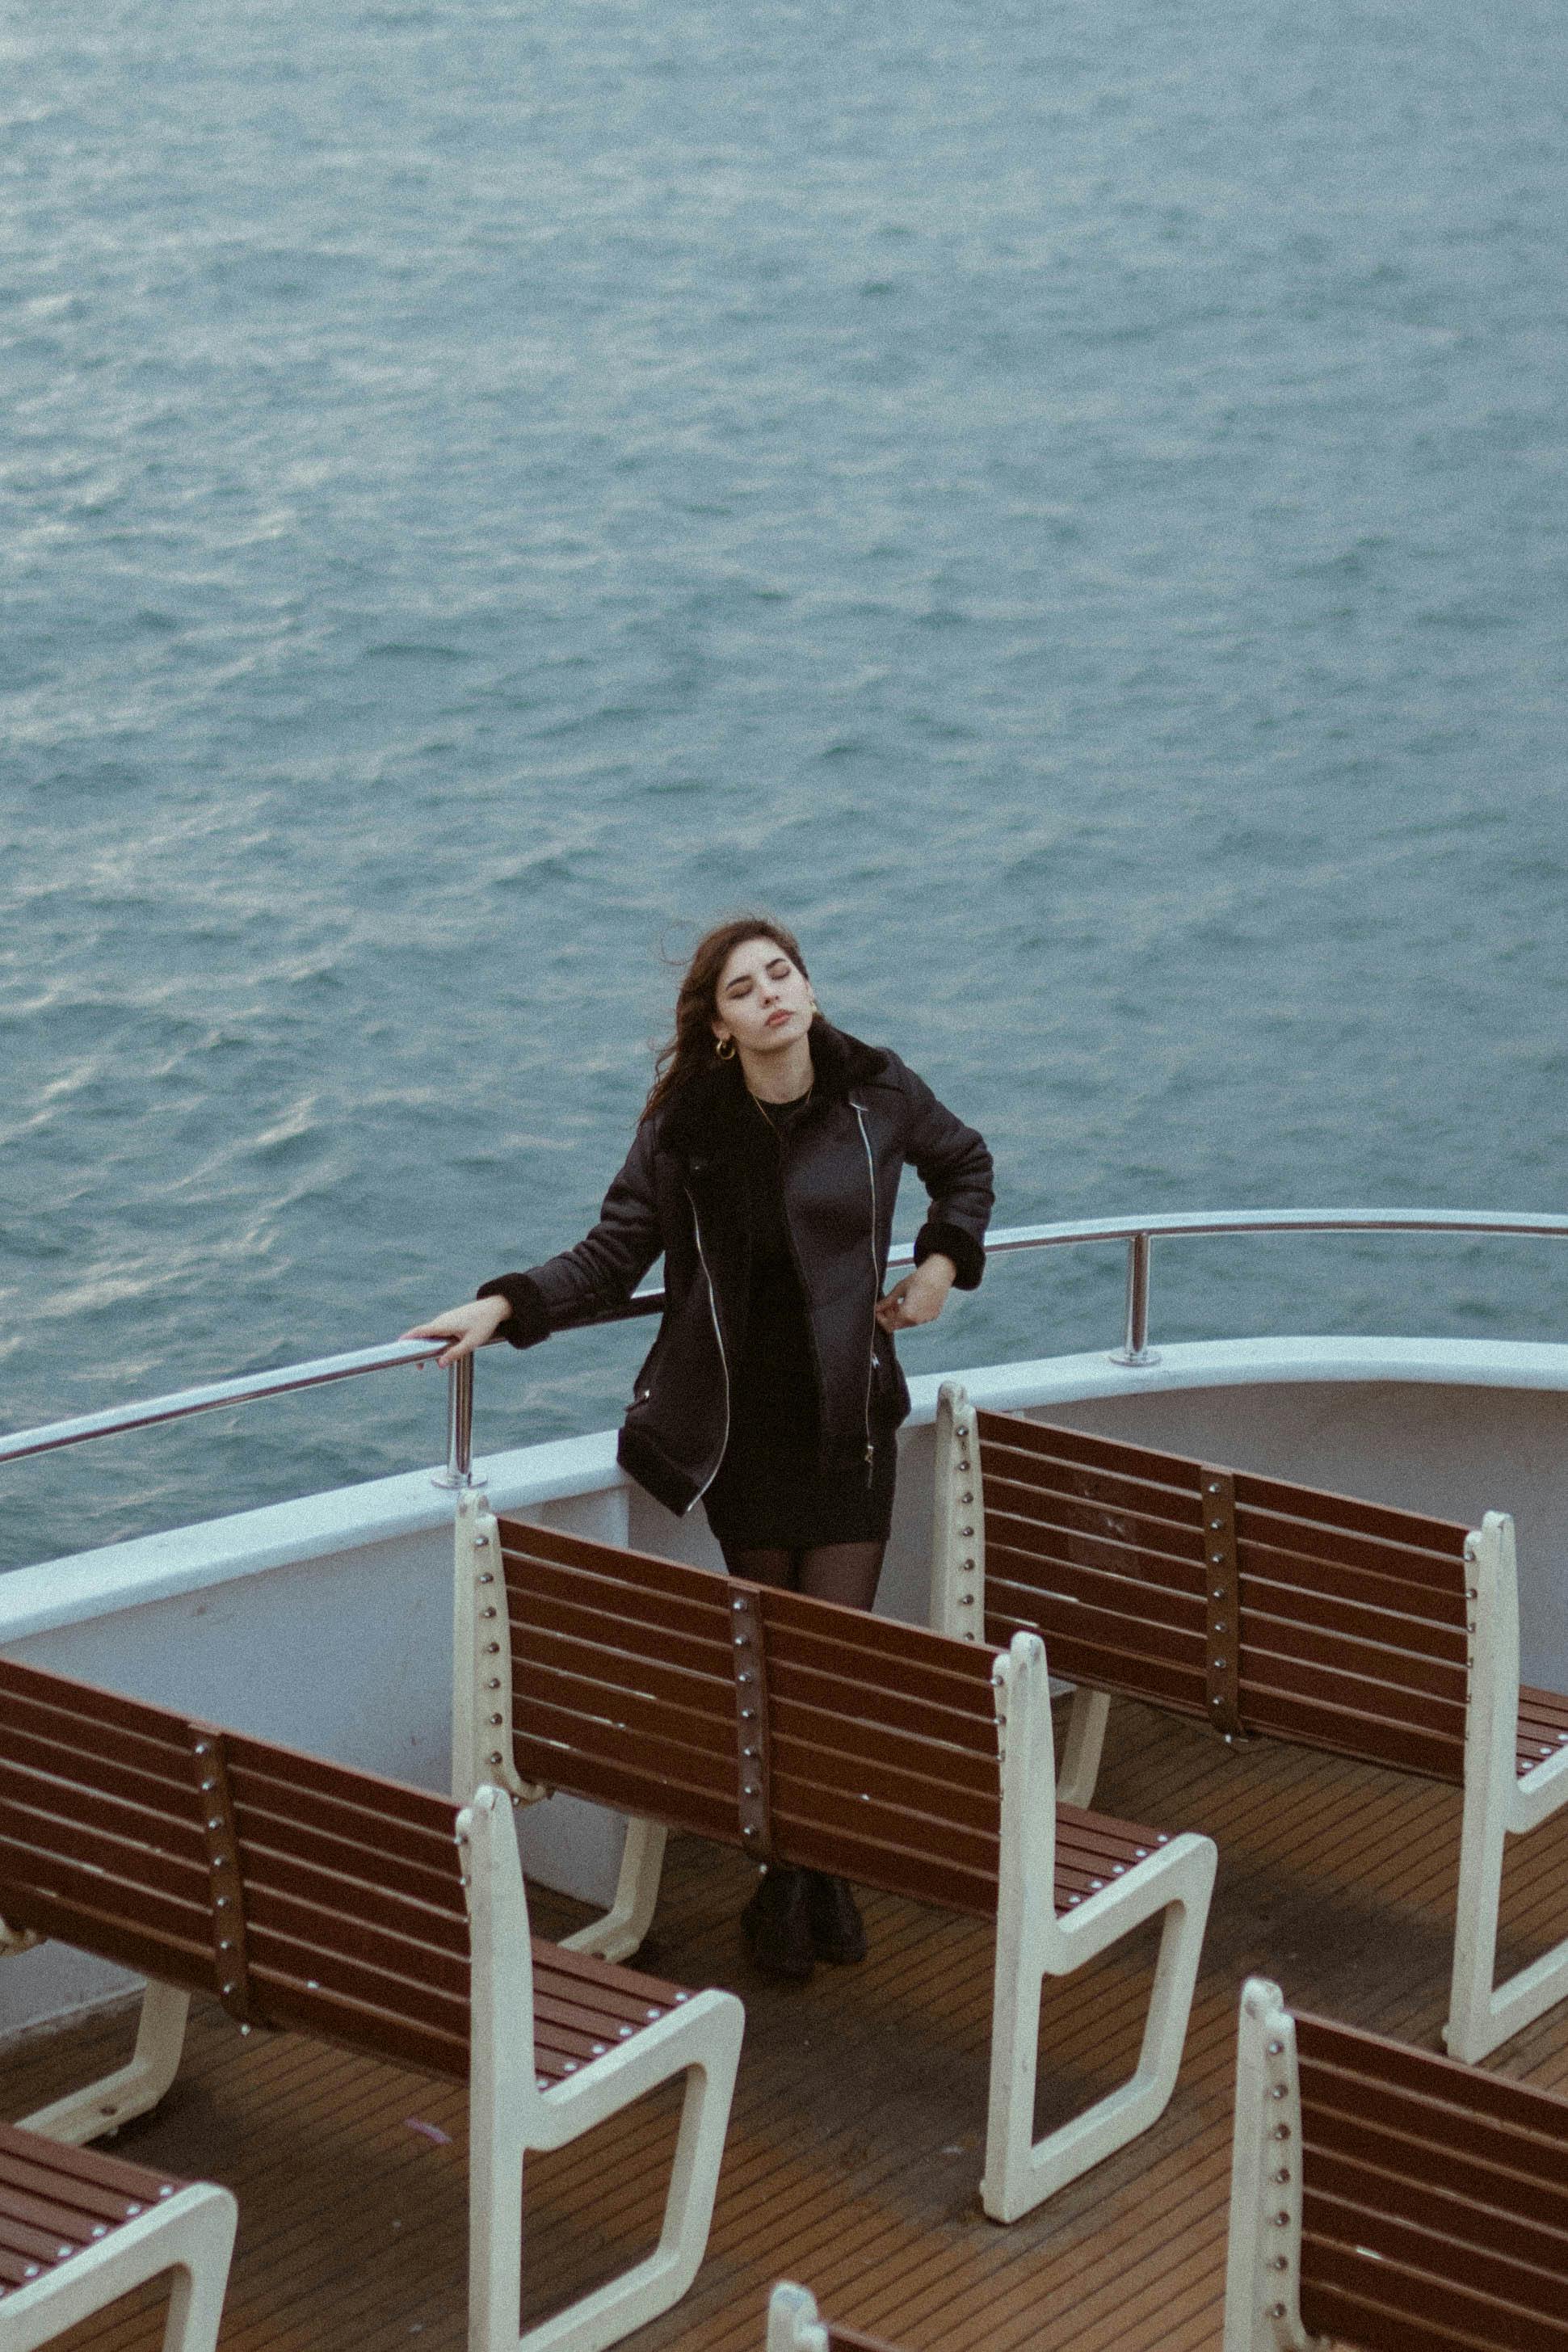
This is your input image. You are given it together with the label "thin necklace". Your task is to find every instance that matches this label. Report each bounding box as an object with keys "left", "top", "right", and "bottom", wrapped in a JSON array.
[{"left": 750, "top": 1078, "right": 813, "bottom": 1127}]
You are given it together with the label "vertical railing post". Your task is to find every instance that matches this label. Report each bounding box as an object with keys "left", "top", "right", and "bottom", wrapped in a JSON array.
[
  {"left": 1111, "top": 1231, "right": 1161, "bottom": 1367},
  {"left": 432, "top": 1354, "right": 481, "bottom": 1488}
]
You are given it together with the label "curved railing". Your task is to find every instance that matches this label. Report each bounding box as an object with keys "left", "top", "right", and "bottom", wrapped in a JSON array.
[{"left": 2, "top": 1210, "right": 1565, "bottom": 1492}]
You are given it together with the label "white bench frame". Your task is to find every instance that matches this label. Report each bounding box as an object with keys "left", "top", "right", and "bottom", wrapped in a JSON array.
[
  {"left": 1222, "top": 1976, "right": 1321, "bottom": 2352},
  {"left": 931, "top": 1380, "right": 1568, "bottom": 2065},
  {"left": 455, "top": 1495, "right": 1216, "bottom": 2224},
  {"left": 1, "top": 2136, "right": 236, "bottom": 2352},
  {"left": 3, "top": 1769, "right": 742, "bottom": 2352}
]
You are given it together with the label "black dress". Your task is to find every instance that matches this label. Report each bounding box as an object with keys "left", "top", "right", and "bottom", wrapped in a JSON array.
[{"left": 701, "top": 1090, "right": 898, "bottom": 1552}]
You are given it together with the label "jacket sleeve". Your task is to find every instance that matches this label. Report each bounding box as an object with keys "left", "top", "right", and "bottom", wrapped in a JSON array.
[
  {"left": 892, "top": 1057, "right": 994, "bottom": 1290},
  {"left": 477, "top": 1119, "right": 665, "bottom": 1347}
]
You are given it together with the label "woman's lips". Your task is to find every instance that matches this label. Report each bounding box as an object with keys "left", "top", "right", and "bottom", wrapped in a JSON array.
[{"left": 765, "top": 1009, "right": 792, "bottom": 1027}]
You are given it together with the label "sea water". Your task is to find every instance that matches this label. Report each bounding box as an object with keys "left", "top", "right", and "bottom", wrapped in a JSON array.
[{"left": 3, "top": 0, "right": 1566, "bottom": 1567}]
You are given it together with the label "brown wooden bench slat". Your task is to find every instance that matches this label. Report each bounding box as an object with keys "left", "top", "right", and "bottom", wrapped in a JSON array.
[
  {"left": 242, "top": 1885, "right": 471, "bottom": 1994},
  {"left": 768, "top": 1761, "right": 1000, "bottom": 1878},
  {"left": 503, "top": 1546, "right": 738, "bottom": 1656},
  {"left": 986, "top": 1538, "right": 1207, "bottom": 1627},
  {"left": 766, "top": 1653, "right": 1001, "bottom": 1757},
  {"left": 1240, "top": 1608, "right": 1468, "bottom": 1704},
  {"left": 1240, "top": 1632, "right": 1468, "bottom": 1735},
  {"left": 511, "top": 1626, "right": 739, "bottom": 1725},
  {"left": 767, "top": 1690, "right": 1002, "bottom": 1796},
  {"left": 234, "top": 1845, "right": 470, "bottom": 1950},
  {"left": 770, "top": 1811, "right": 998, "bottom": 1917},
  {"left": 1238, "top": 1685, "right": 1466, "bottom": 1781},
  {"left": 0, "top": 1829, "right": 216, "bottom": 1954},
  {"left": 0, "top": 1879, "right": 216, "bottom": 1990},
  {"left": 514, "top": 1688, "right": 740, "bottom": 1796},
  {"left": 1305, "top": 2180, "right": 1568, "bottom": 2316},
  {"left": 762, "top": 1624, "right": 1003, "bottom": 1722},
  {"left": 1239, "top": 1559, "right": 1469, "bottom": 1660},
  {"left": 1302, "top": 2102, "right": 1568, "bottom": 2239},
  {"left": 986, "top": 1618, "right": 1210, "bottom": 1712},
  {"left": 498, "top": 1515, "right": 737, "bottom": 1610},
  {"left": 1238, "top": 1529, "right": 1469, "bottom": 1622},
  {"left": 770, "top": 1731, "right": 1002, "bottom": 1841},
  {"left": 1297, "top": 2016, "right": 1568, "bottom": 2145},
  {"left": 985, "top": 1477, "right": 1207, "bottom": 1565},
  {"left": 0, "top": 1723, "right": 200, "bottom": 1821},
  {"left": 761, "top": 1585, "right": 1003, "bottom": 1692},
  {"left": 511, "top": 1735, "right": 744, "bottom": 1840},
  {"left": 979, "top": 1438, "right": 1208, "bottom": 1525},
  {"left": 530, "top": 1940, "right": 688, "bottom": 2010},
  {"left": 223, "top": 1749, "right": 463, "bottom": 1853},
  {"left": 246, "top": 1967, "right": 471, "bottom": 2081},
  {"left": 975, "top": 1408, "right": 1205, "bottom": 1496},
  {"left": 1299, "top": 2244, "right": 1568, "bottom": 2352},
  {"left": 0, "top": 1657, "right": 193, "bottom": 1756},
  {"left": 511, "top": 1658, "right": 739, "bottom": 1764},
  {"left": 1234, "top": 1471, "right": 1470, "bottom": 1558},
  {"left": 229, "top": 1811, "right": 469, "bottom": 1914},
  {"left": 507, "top": 1584, "right": 737, "bottom": 1685},
  {"left": 0, "top": 1787, "right": 208, "bottom": 1900},
  {"left": 1305, "top": 2144, "right": 1568, "bottom": 2275}
]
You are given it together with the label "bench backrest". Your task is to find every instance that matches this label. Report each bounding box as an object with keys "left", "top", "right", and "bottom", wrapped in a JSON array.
[
  {"left": 957, "top": 1407, "right": 1473, "bottom": 1782},
  {"left": 492, "top": 1517, "right": 1007, "bottom": 1918},
  {"left": 0, "top": 1656, "right": 472, "bottom": 2080},
  {"left": 1228, "top": 1977, "right": 1568, "bottom": 2352}
]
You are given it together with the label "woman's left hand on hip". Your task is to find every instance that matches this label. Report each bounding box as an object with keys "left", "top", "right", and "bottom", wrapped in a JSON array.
[{"left": 875, "top": 1255, "right": 956, "bottom": 1332}]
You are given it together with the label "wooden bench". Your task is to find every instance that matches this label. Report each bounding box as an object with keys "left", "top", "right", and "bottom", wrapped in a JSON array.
[
  {"left": 766, "top": 2282, "right": 903, "bottom": 2352},
  {"left": 452, "top": 1495, "right": 1217, "bottom": 2224},
  {"left": 0, "top": 1655, "right": 742, "bottom": 2352},
  {"left": 0, "top": 2119, "right": 235, "bottom": 2352},
  {"left": 931, "top": 1384, "right": 1568, "bottom": 2064},
  {"left": 1226, "top": 1975, "right": 1568, "bottom": 2352}
]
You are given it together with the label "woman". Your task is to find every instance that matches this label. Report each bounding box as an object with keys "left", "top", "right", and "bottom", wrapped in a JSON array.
[{"left": 410, "top": 915, "right": 994, "bottom": 1980}]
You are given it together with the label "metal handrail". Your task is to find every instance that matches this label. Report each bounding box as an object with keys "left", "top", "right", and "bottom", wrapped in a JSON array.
[{"left": 2, "top": 1210, "right": 1564, "bottom": 1492}]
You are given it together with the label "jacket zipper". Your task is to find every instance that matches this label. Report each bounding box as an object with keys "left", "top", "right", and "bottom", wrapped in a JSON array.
[
  {"left": 852, "top": 1100, "right": 878, "bottom": 1483},
  {"left": 685, "top": 1185, "right": 731, "bottom": 1507}
]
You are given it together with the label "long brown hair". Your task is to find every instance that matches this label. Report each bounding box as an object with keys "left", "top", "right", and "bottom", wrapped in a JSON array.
[{"left": 642, "top": 915, "right": 812, "bottom": 1121}]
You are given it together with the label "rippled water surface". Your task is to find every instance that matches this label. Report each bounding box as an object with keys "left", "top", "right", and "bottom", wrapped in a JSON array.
[{"left": 4, "top": 1, "right": 1566, "bottom": 1565}]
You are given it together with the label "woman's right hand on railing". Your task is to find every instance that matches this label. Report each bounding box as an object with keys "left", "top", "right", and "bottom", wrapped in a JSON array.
[{"left": 402, "top": 1296, "right": 511, "bottom": 1367}]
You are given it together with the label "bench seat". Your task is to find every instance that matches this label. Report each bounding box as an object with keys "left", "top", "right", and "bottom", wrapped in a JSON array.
[
  {"left": 453, "top": 1498, "right": 1216, "bottom": 2224},
  {"left": 931, "top": 1386, "right": 1568, "bottom": 2064},
  {"left": 0, "top": 2118, "right": 236, "bottom": 2352},
  {"left": 0, "top": 1655, "right": 742, "bottom": 2352}
]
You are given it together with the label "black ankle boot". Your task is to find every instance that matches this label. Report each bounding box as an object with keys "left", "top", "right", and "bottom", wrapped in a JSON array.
[
  {"left": 740, "top": 1866, "right": 815, "bottom": 1981},
  {"left": 806, "top": 1871, "right": 867, "bottom": 1965}
]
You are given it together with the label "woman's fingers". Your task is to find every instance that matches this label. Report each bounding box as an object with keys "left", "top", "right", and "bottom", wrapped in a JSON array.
[{"left": 401, "top": 1298, "right": 508, "bottom": 1366}]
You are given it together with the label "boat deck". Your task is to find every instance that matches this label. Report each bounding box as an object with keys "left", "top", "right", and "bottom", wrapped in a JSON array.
[{"left": 11, "top": 1698, "right": 1568, "bottom": 2352}]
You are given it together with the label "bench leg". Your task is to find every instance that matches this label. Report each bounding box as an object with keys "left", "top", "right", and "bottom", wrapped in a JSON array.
[
  {"left": 1446, "top": 1776, "right": 1568, "bottom": 2062},
  {"left": 982, "top": 1834, "right": 1216, "bottom": 2224},
  {"left": 6, "top": 2182, "right": 238, "bottom": 2352},
  {"left": 1056, "top": 1689, "right": 1111, "bottom": 1810},
  {"left": 557, "top": 1818, "right": 669, "bottom": 1966},
  {"left": 19, "top": 1980, "right": 191, "bottom": 2148},
  {"left": 767, "top": 2283, "right": 830, "bottom": 2352},
  {"left": 474, "top": 1996, "right": 744, "bottom": 2352}
]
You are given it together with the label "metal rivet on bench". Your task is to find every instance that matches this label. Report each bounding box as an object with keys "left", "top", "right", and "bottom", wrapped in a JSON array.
[
  {"left": 488, "top": 1751, "right": 502, "bottom": 1765},
  {"left": 1135, "top": 1847, "right": 1147, "bottom": 1857},
  {"left": 1090, "top": 1878, "right": 1103, "bottom": 1889},
  {"left": 474, "top": 1534, "right": 490, "bottom": 1549},
  {"left": 481, "top": 1606, "right": 497, "bottom": 1619},
  {"left": 485, "top": 1641, "right": 500, "bottom": 1655},
  {"left": 489, "top": 1714, "right": 503, "bottom": 1727},
  {"left": 959, "top": 1595, "right": 975, "bottom": 1605},
  {"left": 562, "top": 2060, "right": 578, "bottom": 2072},
  {"left": 732, "top": 1597, "right": 746, "bottom": 1611},
  {"left": 646, "top": 2007, "right": 662, "bottom": 2018},
  {"left": 738, "top": 1670, "right": 754, "bottom": 1685},
  {"left": 125, "top": 2203, "right": 143, "bottom": 2216},
  {"left": 200, "top": 1778, "right": 216, "bottom": 1792},
  {"left": 537, "top": 2076, "right": 549, "bottom": 2090},
  {"left": 90, "top": 2224, "right": 107, "bottom": 2239},
  {"left": 1273, "top": 2169, "right": 1290, "bottom": 2183},
  {"left": 1272, "top": 2209, "right": 1289, "bottom": 2224},
  {"left": 740, "top": 1706, "right": 757, "bottom": 1720},
  {"left": 1270, "top": 2085, "right": 1287, "bottom": 2101},
  {"left": 618, "top": 2025, "right": 633, "bottom": 2037},
  {"left": 477, "top": 1572, "right": 494, "bottom": 1585},
  {"left": 675, "top": 1990, "right": 689, "bottom": 2001},
  {"left": 194, "top": 1741, "right": 208, "bottom": 1756},
  {"left": 1112, "top": 1863, "right": 1125, "bottom": 1874},
  {"left": 1157, "top": 1833, "right": 1168, "bottom": 1843},
  {"left": 591, "top": 2042, "right": 607, "bottom": 2054},
  {"left": 1267, "top": 2041, "right": 1283, "bottom": 2055},
  {"left": 743, "top": 1783, "right": 760, "bottom": 1798},
  {"left": 1210, "top": 1551, "right": 1225, "bottom": 1565},
  {"left": 734, "top": 1634, "right": 750, "bottom": 1647},
  {"left": 486, "top": 1677, "right": 501, "bottom": 1690},
  {"left": 1066, "top": 1894, "right": 1081, "bottom": 1905},
  {"left": 743, "top": 1745, "right": 759, "bottom": 1759},
  {"left": 215, "top": 1894, "right": 229, "bottom": 1908},
  {"left": 1207, "top": 1481, "right": 1221, "bottom": 1495},
  {"left": 1272, "top": 2123, "right": 1289, "bottom": 2140},
  {"left": 1269, "top": 2256, "right": 1288, "bottom": 2271},
  {"left": 1270, "top": 2304, "right": 1287, "bottom": 2319},
  {"left": 743, "top": 1824, "right": 758, "bottom": 1837}
]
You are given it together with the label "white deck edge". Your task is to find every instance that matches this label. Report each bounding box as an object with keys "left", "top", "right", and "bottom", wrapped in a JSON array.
[{"left": 5, "top": 1334, "right": 1568, "bottom": 1647}]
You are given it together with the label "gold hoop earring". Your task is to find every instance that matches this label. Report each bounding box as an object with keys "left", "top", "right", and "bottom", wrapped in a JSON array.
[{"left": 715, "top": 1034, "right": 737, "bottom": 1061}]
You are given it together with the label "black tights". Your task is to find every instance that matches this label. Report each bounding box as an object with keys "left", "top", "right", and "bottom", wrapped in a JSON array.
[{"left": 718, "top": 1539, "right": 885, "bottom": 1614}]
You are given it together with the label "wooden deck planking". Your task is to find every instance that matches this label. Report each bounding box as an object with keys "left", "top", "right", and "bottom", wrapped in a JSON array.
[{"left": 7, "top": 1698, "right": 1568, "bottom": 2352}]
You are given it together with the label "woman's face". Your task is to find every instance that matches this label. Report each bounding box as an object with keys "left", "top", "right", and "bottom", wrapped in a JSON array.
[{"left": 711, "top": 936, "right": 814, "bottom": 1058}]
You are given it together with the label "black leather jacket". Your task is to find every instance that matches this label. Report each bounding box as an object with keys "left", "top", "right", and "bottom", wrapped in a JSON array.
[{"left": 479, "top": 1022, "right": 994, "bottom": 1517}]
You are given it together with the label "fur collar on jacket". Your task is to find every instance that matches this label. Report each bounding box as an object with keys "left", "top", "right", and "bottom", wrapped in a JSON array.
[{"left": 657, "top": 1020, "right": 889, "bottom": 1160}]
